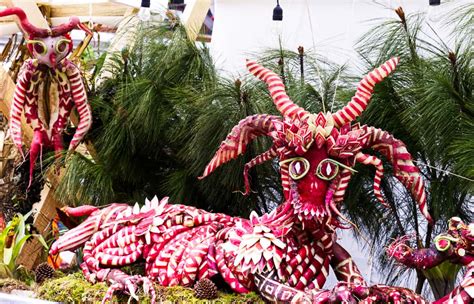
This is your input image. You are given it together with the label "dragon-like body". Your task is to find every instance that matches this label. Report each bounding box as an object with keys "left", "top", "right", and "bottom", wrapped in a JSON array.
[{"left": 50, "top": 58, "right": 462, "bottom": 303}]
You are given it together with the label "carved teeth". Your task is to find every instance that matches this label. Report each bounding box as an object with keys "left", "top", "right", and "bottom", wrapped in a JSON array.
[
  {"left": 234, "top": 253, "right": 244, "bottom": 267},
  {"left": 260, "top": 238, "right": 271, "bottom": 249},
  {"left": 263, "top": 250, "right": 273, "bottom": 261},
  {"left": 272, "top": 238, "right": 285, "bottom": 249},
  {"left": 250, "top": 249, "right": 261, "bottom": 264}
]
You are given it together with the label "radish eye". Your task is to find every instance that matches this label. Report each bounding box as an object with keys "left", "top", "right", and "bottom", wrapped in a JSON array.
[
  {"left": 56, "top": 39, "right": 70, "bottom": 53},
  {"left": 316, "top": 159, "right": 339, "bottom": 180},
  {"left": 285, "top": 157, "right": 310, "bottom": 180},
  {"left": 27, "top": 40, "right": 47, "bottom": 55}
]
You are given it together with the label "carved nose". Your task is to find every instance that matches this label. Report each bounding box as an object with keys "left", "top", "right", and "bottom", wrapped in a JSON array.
[{"left": 49, "top": 53, "right": 57, "bottom": 66}]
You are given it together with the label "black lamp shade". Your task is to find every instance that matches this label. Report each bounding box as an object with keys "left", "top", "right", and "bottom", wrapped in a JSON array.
[
  {"left": 429, "top": 0, "right": 441, "bottom": 5},
  {"left": 141, "top": 0, "right": 150, "bottom": 8},
  {"left": 169, "top": 0, "right": 185, "bottom": 11},
  {"left": 273, "top": 4, "right": 283, "bottom": 21}
]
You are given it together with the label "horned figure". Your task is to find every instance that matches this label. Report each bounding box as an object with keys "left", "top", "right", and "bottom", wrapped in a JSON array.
[
  {"left": 51, "top": 58, "right": 437, "bottom": 303},
  {"left": 0, "top": 7, "right": 92, "bottom": 185},
  {"left": 387, "top": 217, "right": 473, "bottom": 303}
]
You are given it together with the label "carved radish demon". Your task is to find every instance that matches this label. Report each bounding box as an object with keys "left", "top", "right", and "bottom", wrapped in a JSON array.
[
  {"left": 0, "top": 7, "right": 92, "bottom": 185},
  {"left": 387, "top": 217, "right": 473, "bottom": 303},
  {"left": 51, "top": 58, "right": 440, "bottom": 303}
]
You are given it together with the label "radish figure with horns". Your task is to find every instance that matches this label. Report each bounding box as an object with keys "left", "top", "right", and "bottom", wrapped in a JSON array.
[
  {"left": 50, "top": 58, "right": 435, "bottom": 303},
  {"left": 0, "top": 7, "right": 92, "bottom": 185}
]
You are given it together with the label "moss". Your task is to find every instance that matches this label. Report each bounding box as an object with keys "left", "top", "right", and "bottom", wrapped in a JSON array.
[
  {"left": 38, "top": 272, "right": 264, "bottom": 304},
  {"left": 0, "top": 278, "right": 31, "bottom": 293}
]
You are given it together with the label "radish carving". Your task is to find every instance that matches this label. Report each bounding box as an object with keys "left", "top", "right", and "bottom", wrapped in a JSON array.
[{"left": 1, "top": 7, "right": 92, "bottom": 186}]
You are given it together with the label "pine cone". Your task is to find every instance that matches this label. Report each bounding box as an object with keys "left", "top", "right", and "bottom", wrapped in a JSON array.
[
  {"left": 193, "top": 278, "right": 218, "bottom": 300},
  {"left": 35, "top": 262, "right": 55, "bottom": 284}
]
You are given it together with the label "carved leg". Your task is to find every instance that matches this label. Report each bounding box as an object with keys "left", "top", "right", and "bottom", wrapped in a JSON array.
[
  {"left": 387, "top": 235, "right": 446, "bottom": 269},
  {"left": 102, "top": 282, "right": 122, "bottom": 304},
  {"left": 97, "top": 269, "right": 156, "bottom": 304},
  {"left": 28, "top": 129, "right": 46, "bottom": 188},
  {"left": 331, "top": 242, "right": 366, "bottom": 286}
]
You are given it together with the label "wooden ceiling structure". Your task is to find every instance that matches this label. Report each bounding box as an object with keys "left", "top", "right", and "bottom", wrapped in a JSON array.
[{"left": 0, "top": 0, "right": 212, "bottom": 40}]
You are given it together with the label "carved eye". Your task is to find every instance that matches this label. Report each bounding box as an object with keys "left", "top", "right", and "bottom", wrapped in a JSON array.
[
  {"left": 284, "top": 157, "right": 310, "bottom": 180},
  {"left": 434, "top": 236, "right": 452, "bottom": 252},
  {"left": 27, "top": 40, "right": 47, "bottom": 55},
  {"left": 315, "top": 159, "right": 340, "bottom": 180},
  {"left": 56, "top": 39, "right": 70, "bottom": 53}
]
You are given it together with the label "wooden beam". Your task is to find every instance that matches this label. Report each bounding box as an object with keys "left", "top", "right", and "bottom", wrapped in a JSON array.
[
  {"left": 181, "top": 0, "right": 211, "bottom": 41},
  {"left": 95, "top": 10, "right": 138, "bottom": 85},
  {"left": 0, "top": 22, "right": 20, "bottom": 36},
  {"left": 48, "top": 3, "right": 129, "bottom": 18},
  {"left": 0, "top": 67, "right": 34, "bottom": 143}
]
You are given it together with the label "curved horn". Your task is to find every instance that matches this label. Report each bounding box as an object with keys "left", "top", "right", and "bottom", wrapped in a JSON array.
[
  {"left": 332, "top": 57, "right": 399, "bottom": 127},
  {"left": 0, "top": 7, "right": 48, "bottom": 38},
  {"left": 52, "top": 17, "right": 92, "bottom": 37},
  {"left": 246, "top": 60, "right": 310, "bottom": 119},
  {"left": 354, "top": 152, "right": 390, "bottom": 208},
  {"left": 199, "top": 114, "right": 280, "bottom": 180},
  {"left": 363, "top": 126, "right": 433, "bottom": 224}
]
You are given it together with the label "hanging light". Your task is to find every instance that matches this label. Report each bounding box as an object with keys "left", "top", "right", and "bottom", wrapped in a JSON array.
[
  {"left": 169, "top": 0, "right": 186, "bottom": 12},
  {"left": 138, "top": 0, "right": 151, "bottom": 21},
  {"left": 273, "top": 0, "right": 283, "bottom": 21},
  {"left": 429, "top": 0, "right": 441, "bottom": 5}
]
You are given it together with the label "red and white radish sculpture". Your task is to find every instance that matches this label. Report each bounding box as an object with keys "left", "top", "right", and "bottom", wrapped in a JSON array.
[
  {"left": 50, "top": 58, "right": 459, "bottom": 303},
  {"left": 387, "top": 217, "right": 473, "bottom": 303},
  {"left": 0, "top": 7, "right": 92, "bottom": 185}
]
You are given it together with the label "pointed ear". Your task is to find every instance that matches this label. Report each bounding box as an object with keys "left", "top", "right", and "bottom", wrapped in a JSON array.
[
  {"left": 363, "top": 126, "right": 433, "bottom": 224},
  {"left": 199, "top": 114, "right": 281, "bottom": 179}
]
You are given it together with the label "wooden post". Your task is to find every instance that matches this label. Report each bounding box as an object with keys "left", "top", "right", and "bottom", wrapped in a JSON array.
[
  {"left": 181, "top": 0, "right": 212, "bottom": 41},
  {"left": 5, "top": 0, "right": 50, "bottom": 29}
]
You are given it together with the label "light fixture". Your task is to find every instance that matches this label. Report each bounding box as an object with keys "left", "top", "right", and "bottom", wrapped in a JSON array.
[
  {"left": 429, "top": 0, "right": 441, "bottom": 5},
  {"left": 138, "top": 0, "right": 151, "bottom": 21},
  {"left": 169, "top": 0, "right": 186, "bottom": 12},
  {"left": 273, "top": 0, "right": 283, "bottom": 21}
]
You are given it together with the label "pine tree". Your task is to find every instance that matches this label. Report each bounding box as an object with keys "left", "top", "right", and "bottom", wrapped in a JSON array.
[{"left": 342, "top": 5, "right": 473, "bottom": 299}]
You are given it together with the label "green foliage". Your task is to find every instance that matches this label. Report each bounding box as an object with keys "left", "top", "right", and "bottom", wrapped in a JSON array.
[
  {"left": 0, "top": 212, "right": 47, "bottom": 279},
  {"left": 54, "top": 20, "right": 355, "bottom": 216},
  {"left": 343, "top": 5, "right": 473, "bottom": 298},
  {"left": 38, "top": 272, "right": 264, "bottom": 304}
]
